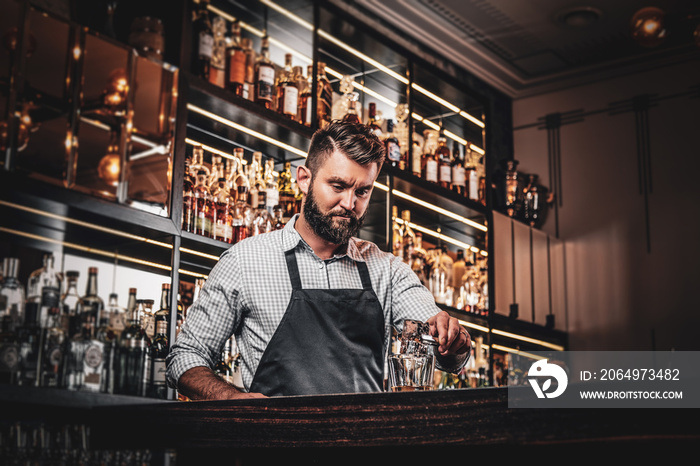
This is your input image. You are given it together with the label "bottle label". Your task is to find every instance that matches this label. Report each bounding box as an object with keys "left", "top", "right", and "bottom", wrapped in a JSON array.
[
  {"left": 82, "top": 341, "right": 104, "bottom": 391},
  {"left": 257, "top": 65, "right": 275, "bottom": 100},
  {"left": 412, "top": 145, "right": 422, "bottom": 175},
  {"left": 199, "top": 32, "right": 213, "bottom": 58},
  {"left": 151, "top": 357, "right": 167, "bottom": 385},
  {"left": 387, "top": 141, "right": 402, "bottom": 163},
  {"left": 439, "top": 165, "right": 452, "bottom": 183},
  {"left": 0, "top": 344, "right": 19, "bottom": 371},
  {"left": 214, "top": 223, "right": 233, "bottom": 242},
  {"left": 469, "top": 170, "right": 479, "bottom": 200},
  {"left": 452, "top": 166, "right": 466, "bottom": 187},
  {"left": 266, "top": 188, "right": 279, "bottom": 211},
  {"left": 41, "top": 286, "right": 60, "bottom": 309},
  {"left": 425, "top": 159, "right": 438, "bottom": 182},
  {"left": 228, "top": 50, "right": 247, "bottom": 85},
  {"left": 281, "top": 86, "right": 299, "bottom": 116}
]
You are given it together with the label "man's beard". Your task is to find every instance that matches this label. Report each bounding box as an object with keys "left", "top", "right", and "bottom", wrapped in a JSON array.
[{"left": 302, "top": 184, "right": 366, "bottom": 245}]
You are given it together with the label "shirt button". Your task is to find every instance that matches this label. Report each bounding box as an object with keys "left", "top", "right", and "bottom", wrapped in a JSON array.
[{"left": 319, "top": 262, "right": 324, "bottom": 269}]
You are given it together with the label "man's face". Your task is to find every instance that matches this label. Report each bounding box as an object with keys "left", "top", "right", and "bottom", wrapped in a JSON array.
[{"left": 301, "top": 150, "right": 378, "bottom": 245}]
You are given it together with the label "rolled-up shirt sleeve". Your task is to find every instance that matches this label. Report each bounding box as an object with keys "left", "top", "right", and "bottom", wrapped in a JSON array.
[
  {"left": 166, "top": 248, "right": 242, "bottom": 389},
  {"left": 389, "top": 255, "right": 440, "bottom": 329}
]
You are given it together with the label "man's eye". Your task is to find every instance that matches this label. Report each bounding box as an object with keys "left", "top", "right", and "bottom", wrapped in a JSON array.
[
  {"left": 356, "top": 189, "right": 369, "bottom": 197},
  {"left": 332, "top": 184, "right": 344, "bottom": 191}
]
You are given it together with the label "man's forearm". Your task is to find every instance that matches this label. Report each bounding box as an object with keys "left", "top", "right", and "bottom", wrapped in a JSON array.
[{"left": 177, "top": 366, "right": 248, "bottom": 400}]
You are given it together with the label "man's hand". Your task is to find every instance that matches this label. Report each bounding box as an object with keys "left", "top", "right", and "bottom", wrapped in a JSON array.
[
  {"left": 177, "top": 366, "right": 267, "bottom": 401},
  {"left": 427, "top": 310, "right": 471, "bottom": 357}
]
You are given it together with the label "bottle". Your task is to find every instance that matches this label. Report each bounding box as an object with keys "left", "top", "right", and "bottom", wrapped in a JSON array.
[
  {"left": 193, "top": 169, "right": 213, "bottom": 238},
  {"left": 154, "top": 283, "right": 171, "bottom": 338},
  {"left": 39, "top": 306, "right": 66, "bottom": 388},
  {"left": 384, "top": 120, "right": 403, "bottom": 169},
  {"left": 192, "top": 0, "right": 214, "bottom": 80},
  {"left": 176, "top": 292, "right": 185, "bottom": 337},
  {"left": 211, "top": 177, "right": 234, "bottom": 243},
  {"left": 148, "top": 313, "right": 169, "bottom": 399},
  {"left": 272, "top": 205, "right": 286, "bottom": 230},
  {"left": 16, "top": 302, "right": 41, "bottom": 386},
  {"left": 465, "top": 145, "right": 479, "bottom": 202},
  {"left": 232, "top": 180, "right": 251, "bottom": 244},
  {"left": 435, "top": 136, "right": 452, "bottom": 190},
  {"left": 333, "top": 75, "right": 358, "bottom": 122},
  {"left": 251, "top": 197, "right": 272, "bottom": 236},
  {"left": 95, "top": 298, "right": 117, "bottom": 393},
  {"left": 214, "top": 336, "right": 235, "bottom": 385},
  {"left": 208, "top": 16, "right": 227, "bottom": 88},
  {"left": 65, "top": 312, "right": 104, "bottom": 392},
  {"left": 401, "top": 210, "right": 416, "bottom": 264},
  {"left": 409, "top": 232, "right": 428, "bottom": 287},
  {"left": 107, "top": 292, "right": 127, "bottom": 340},
  {"left": 0, "top": 315, "right": 20, "bottom": 384},
  {"left": 421, "top": 141, "right": 438, "bottom": 184},
  {"left": 182, "top": 155, "right": 195, "bottom": 233},
  {"left": 207, "top": 154, "right": 225, "bottom": 192},
  {"left": 60, "top": 270, "right": 82, "bottom": 338},
  {"left": 117, "top": 299, "right": 151, "bottom": 397},
  {"left": 299, "top": 65, "right": 314, "bottom": 126},
  {"left": 189, "top": 146, "right": 211, "bottom": 179},
  {"left": 411, "top": 126, "right": 424, "bottom": 178},
  {"left": 141, "top": 299, "right": 156, "bottom": 341},
  {"left": 264, "top": 159, "right": 279, "bottom": 215},
  {"left": 391, "top": 205, "right": 403, "bottom": 260},
  {"left": 340, "top": 91, "right": 361, "bottom": 124},
  {"left": 452, "top": 249, "right": 467, "bottom": 290},
  {"left": 77, "top": 267, "right": 103, "bottom": 329},
  {"left": 366, "top": 102, "right": 382, "bottom": 138},
  {"left": 316, "top": 62, "right": 333, "bottom": 129},
  {"left": 225, "top": 20, "right": 246, "bottom": 95},
  {"left": 276, "top": 53, "right": 298, "bottom": 119},
  {"left": 241, "top": 37, "right": 256, "bottom": 100},
  {"left": 254, "top": 34, "right": 275, "bottom": 109},
  {"left": 26, "top": 253, "right": 62, "bottom": 328},
  {"left": 248, "top": 151, "right": 265, "bottom": 209},
  {"left": 0, "top": 257, "right": 25, "bottom": 332},
  {"left": 451, "top": 141, "right": 466, "bottom": 197},
  {"left": 505, "top": 159, "right": 521, "bottom": 218},
  {"left": 277, "top": 161, "right": 295, "bottom": 221}
]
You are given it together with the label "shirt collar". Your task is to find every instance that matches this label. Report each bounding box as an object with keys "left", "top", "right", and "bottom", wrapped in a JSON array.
[{"left": 282, "top": 214, "right": 365, "bottom": 262}]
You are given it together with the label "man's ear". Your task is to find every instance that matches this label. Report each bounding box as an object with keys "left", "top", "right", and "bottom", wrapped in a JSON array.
[{"left": 296, "top": 165, "right": 312, "bottom": 195}]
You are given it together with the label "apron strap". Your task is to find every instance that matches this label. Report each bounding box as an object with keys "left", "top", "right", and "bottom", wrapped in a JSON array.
[
  {"left": 284, "top": 249, "right": 303, "bottom": 290},
  {"left": 356, "top": 261, "right": 372, "bottom": 291}
]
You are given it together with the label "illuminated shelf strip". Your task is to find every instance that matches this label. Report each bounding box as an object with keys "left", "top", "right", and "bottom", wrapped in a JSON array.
[
  {"left": 373, "top": 182, "right": 487, "bottom": 232},
  {"left": 491, "top": 328, "right": 565, "bottom": 352},
  {"left": 458, "top": 319, "right": 489, "bottom": 334},
  {"left": 0, "top": 226, "right": 208, "bottom": 279},
  {"left": 491, "top": 344, "right": 547, "bottom": 361},
  {"left": 456, "top": 320, "right": 563, "bottom": 354},
  {"left": 395, "top": 218, "right": 485, "bottom": 256},
  {"left": 0, "top": 200, "right": 220, "bottom": 262}
]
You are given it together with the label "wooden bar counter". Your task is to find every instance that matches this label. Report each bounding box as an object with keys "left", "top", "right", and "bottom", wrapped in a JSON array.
[{"left": 2, "top": 384, "right": 698, "bottom": 463}]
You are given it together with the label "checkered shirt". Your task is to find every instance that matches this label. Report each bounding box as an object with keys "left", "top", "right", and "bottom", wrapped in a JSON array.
[{"left": 166, "top": 214, "right": 440, "bottom": 392}]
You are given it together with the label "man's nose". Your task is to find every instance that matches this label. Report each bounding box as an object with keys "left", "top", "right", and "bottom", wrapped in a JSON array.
[{"left": 338, "top": 190, "right": 356, "bottom": 211}]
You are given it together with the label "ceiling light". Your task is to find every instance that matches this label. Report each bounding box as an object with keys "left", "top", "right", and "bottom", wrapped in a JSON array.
[{"left": 556, "top": 6, "right": 602, "bottom": 28}]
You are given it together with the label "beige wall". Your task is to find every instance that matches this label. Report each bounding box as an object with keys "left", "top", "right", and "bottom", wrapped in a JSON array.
[{"left": 511, "top": 60, "right": 700, "bottom": 351}]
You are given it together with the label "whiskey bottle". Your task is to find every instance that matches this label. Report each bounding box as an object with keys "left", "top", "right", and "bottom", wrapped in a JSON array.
[
  {"left": 225, "top": 20, "right": 246, "bottom": 95},
  {"left": 189, "top": 146, "right": 211, "bottom": 179},
  {"left": 95, "top": 299, "right": 117, "bottom": 393},
  {"left": 77, "top": 267, "right": 103, "bottom": 329},
  {"left": 192, "top": 0, "right": 214, "bottom": 80},
  {"left": 391, "top": 205, "right": 404, "bottom": 260},
  {"left": 60, "top": 270, "right": 82, "bottom": 338},
  {"left": 264, "top": 159, "right": 279, "bottom": 215},
  {"left": 65, "top": 314, "right": 104, "bottom": 392},
  {"left": 207, "top": 155, "right": 225, "bottom": 192},
  {"left": 299, "top": 65, "right": 314, "bottom": 126},
  {"left": 182, "top": 155, "right": 195, "bottom": 233},
  {"left": 39, "top": 306, "right": 66, "bottom": 388},
  {"left": 452, "top": 249, "right": 467, "bottom": 290},
  {"left": 277, "top": 161, "right": 295, "bottom": 221},
  {"left": 154, "top": 283, "right": 171, "bottom": 338},
  {"left": 176, "top": 291, "right": 185, "bottom": 337},
  {"left": 401, "top": 210, "right": 416, "bottom": 263},
  {"left": 141, "top": 299, "right": 155, "bottom": 341},
  {"left": 241, "top": 37, "right": 256, "bottom": 100},
  {"left": 254, "top": 34, "right": 275, "bottom": 109},
  {"left": 214, "top": 336, "right": 235, "bottom": 384},
  {"left": 276, "top": 53, "right": 298, "bottom": 119},
  {"left": 0, "top": 257, "right": 25, "bottom": 332},
  {"left": 384, "top": 120, "right": 403, "bottom": 169},
  {"left": 148, "top": 317, "right": 169, "bottom": 399},
  {"left": 292, "top": 65, "right": 305, "bottom": 122},
  {"left": 248, "top": 151, "right": 265, "bottom": 210},
  {"left": 465, "top": 145, "right": 480, "bottom": 202},
  {"left": 16, "top": 302, "right": 41, "bottom": 387},
  {"left": 0, "top": 315, "right": 20, "bottom": 384},
  {"left": 435, "top": 136, "right": 452, "bottom": 190},
  {"left": 193, "top": 169, "right": 213, "bottom": 238},
  {"left": 340, "top": 91, "right": 361, "bottom": 124},
  {"left": 117, "top": 299, "right": 151, "bottom": 397},
  {"left": 208, "top": 15, "right": 227, "bottom": 88},
  {"left": 451, "top": 141, "right": 466, "bottom": 197},
  {"left": 211, "top": 177, "right": 234, "bottom": 243},
  {"left": 316, "top": 62, "right": 333, "bottom": 129},
  {"left": 26, "top": 253, "right": 61, "bottom": 329},
  {"left": 366, "top": 102, "right": 383, "bottom": 138},
  {"left": 251, "top": 197, "right": 272, "bottom": 236},
  {"left": 411, "top": 126, "right": 424, "bottom": 178},
  {"left": 272, "top": 205, "right": 286, "bottom": 230},
  {"left": 421, "top": 144, "right": 439, "bottom": 184},
  {"left": 106, "top": 292, "right": 127, "bottom": 340}
]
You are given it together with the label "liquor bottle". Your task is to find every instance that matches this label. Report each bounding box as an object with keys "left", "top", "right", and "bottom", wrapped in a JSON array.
[
  {"left": 384, "top": 120, "right": 403, "bottom": 169},
  {"left": 451, "top": 141, "right": 466, "bottom": 197},
  {"left": 504, "top": 160, "right": 521, "bottom": 218},
  {"left": 77, "top": 267, "right": 103, "bottom": 329},
  {"left": 277, "top": 161, "right": 295, "bottom": 221},
  {"left": 366, "top": 102, "right": 382, "bottom": 138},
  {"left": 452, "top": 249, "right": 467, "bottom": 290},
  {"left": 176, "top": 291, "right": 185, "bottom": 337},
  {"left": 435, "top": 136, "right": 452, "bottom": 190},
  {"left": 299, "top": 65, "right": 314, "bottom": 126},
  {"left": 182, "top": 155, "right": 195, "bottom": 233},
  {"left": 421, "top": 142, "right": 439, "bottom": 184},
  {"left": 117, "top": 299, "right": 151, "bottom": 396},
  {"left": 207, "top": 155, "right": 224, "bottom": 192},
  {"left": 293, "top": 180, "right": 303, "bottom": 215},
  {"left": 241, "top": 37, "right": 256, "bottom": 100},
  {"left": 39, "top": 306, "right": 66, "bottom": 388},
  {"left": 190, "top": 146, "right": 211, "bottom": 179},
  {"left": 16, "top": 303, "right": 41, "bottom": 387},
  {"left": 465, "top": 145, "right": 479, "bottom": 202},
  {"left": 478, "top": 264, "right": 489, "bottom": 316},
  {"left": 251, "top": 197, "right": 272, "bottom": 236},
  {"left": 148, "top": 315, "right": 169, "bottom": 399},
  {"left": 141, "top": 299, "right": 155, "bottom": 341},
  {"left": 276, "top": 53, "right": 298, "bottom": 119},
  {"left": 272, "top": 205, "right": 286, "bottom": 230},
  {"left": 411, "top": 126, "right": 424, "bottom": 177},
  {"left": 254, "top": 34, "right": 275, "bottom": 109},
  {"left": 214, "top": 336, "right": 235, "bottom": 385},
  {"left": 409, "top": 232, "right": 428, "bottom": 286},
  {"left": 225, "top": 20, "right": 246, "bottom": 96},
  {"left": 232, "top": 179, "right": 251, "bottom": 244},
  {"left": 394, "top": 103, "right": 410, "bottom": 157},
  {"left": 248, "top": 151, "right": 265, "bottom": 209},
  {"left": 264, "top": 159, "right": 279, "bottom": 215},
  {"left": 0, "top": 315, "right": 20, "bottom": 384},
  {"left": 193, "top": 169, "right": 213, "bottom": 238},
  {"left": 208, "top": 15, "right": 227, "bottom": 88},
  {"left": 211, "top": 177, "right": 234, "bottom": 243},
  {"left": 106, "top": 292, "right": 127, "bottom": 340},
  {"left": 192, "top": 0, "right": 214, "bottom": 80},
  {"left": 316, "top": 62, "right": 333, "bottom": 129},
  {"left": 154, "top": 283, "right": 171, "bottom": 338},
  {"left": 333, "top": 75, "right": 358, "bottom": 122},
  {"left": 340, "top": 91, "right": 361, "bottom": 124},
  {"left": 60, "top": 270, "right": 82, "bottom": 338},
  {"left": 0, "top": 257, "right": 25, "bottom": 331},
  {"left": 65, "top": 313, "right": 104, "bottom": 392},
  {"left": 26, "top": 253, "right": 62, "bottom": 328},
  {"left": 401, "top": 210, "right": 416, "bottom": 263},
  {"left": 95, "top": 299, "right": 116, "bottom": 393},
  {"left": 391, "top": 205, "right": 403, "bottom": 260}
]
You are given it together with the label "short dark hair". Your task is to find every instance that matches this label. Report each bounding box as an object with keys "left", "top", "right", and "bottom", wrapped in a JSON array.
[{"left": 305, "top": 120, "right": 386, "bottom": 175}]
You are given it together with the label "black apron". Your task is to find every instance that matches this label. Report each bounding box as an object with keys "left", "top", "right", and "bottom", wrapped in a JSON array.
[{"left": 249, "top": 249, "right": 385, "bottom": 396}]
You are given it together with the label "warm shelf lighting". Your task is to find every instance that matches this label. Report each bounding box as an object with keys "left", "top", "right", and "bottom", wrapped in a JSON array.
[
  {"left": 457, "top": 319, "right": 489, "bottom": 334},
  {"left": 491, "top": 329, "right": 565, "bottom": 351},
  {"left": 395, "top": 217, "right": 485, "bottom": 256},
  {"left": 490, "top": 344, "right": 547, "bottom": 360}
]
